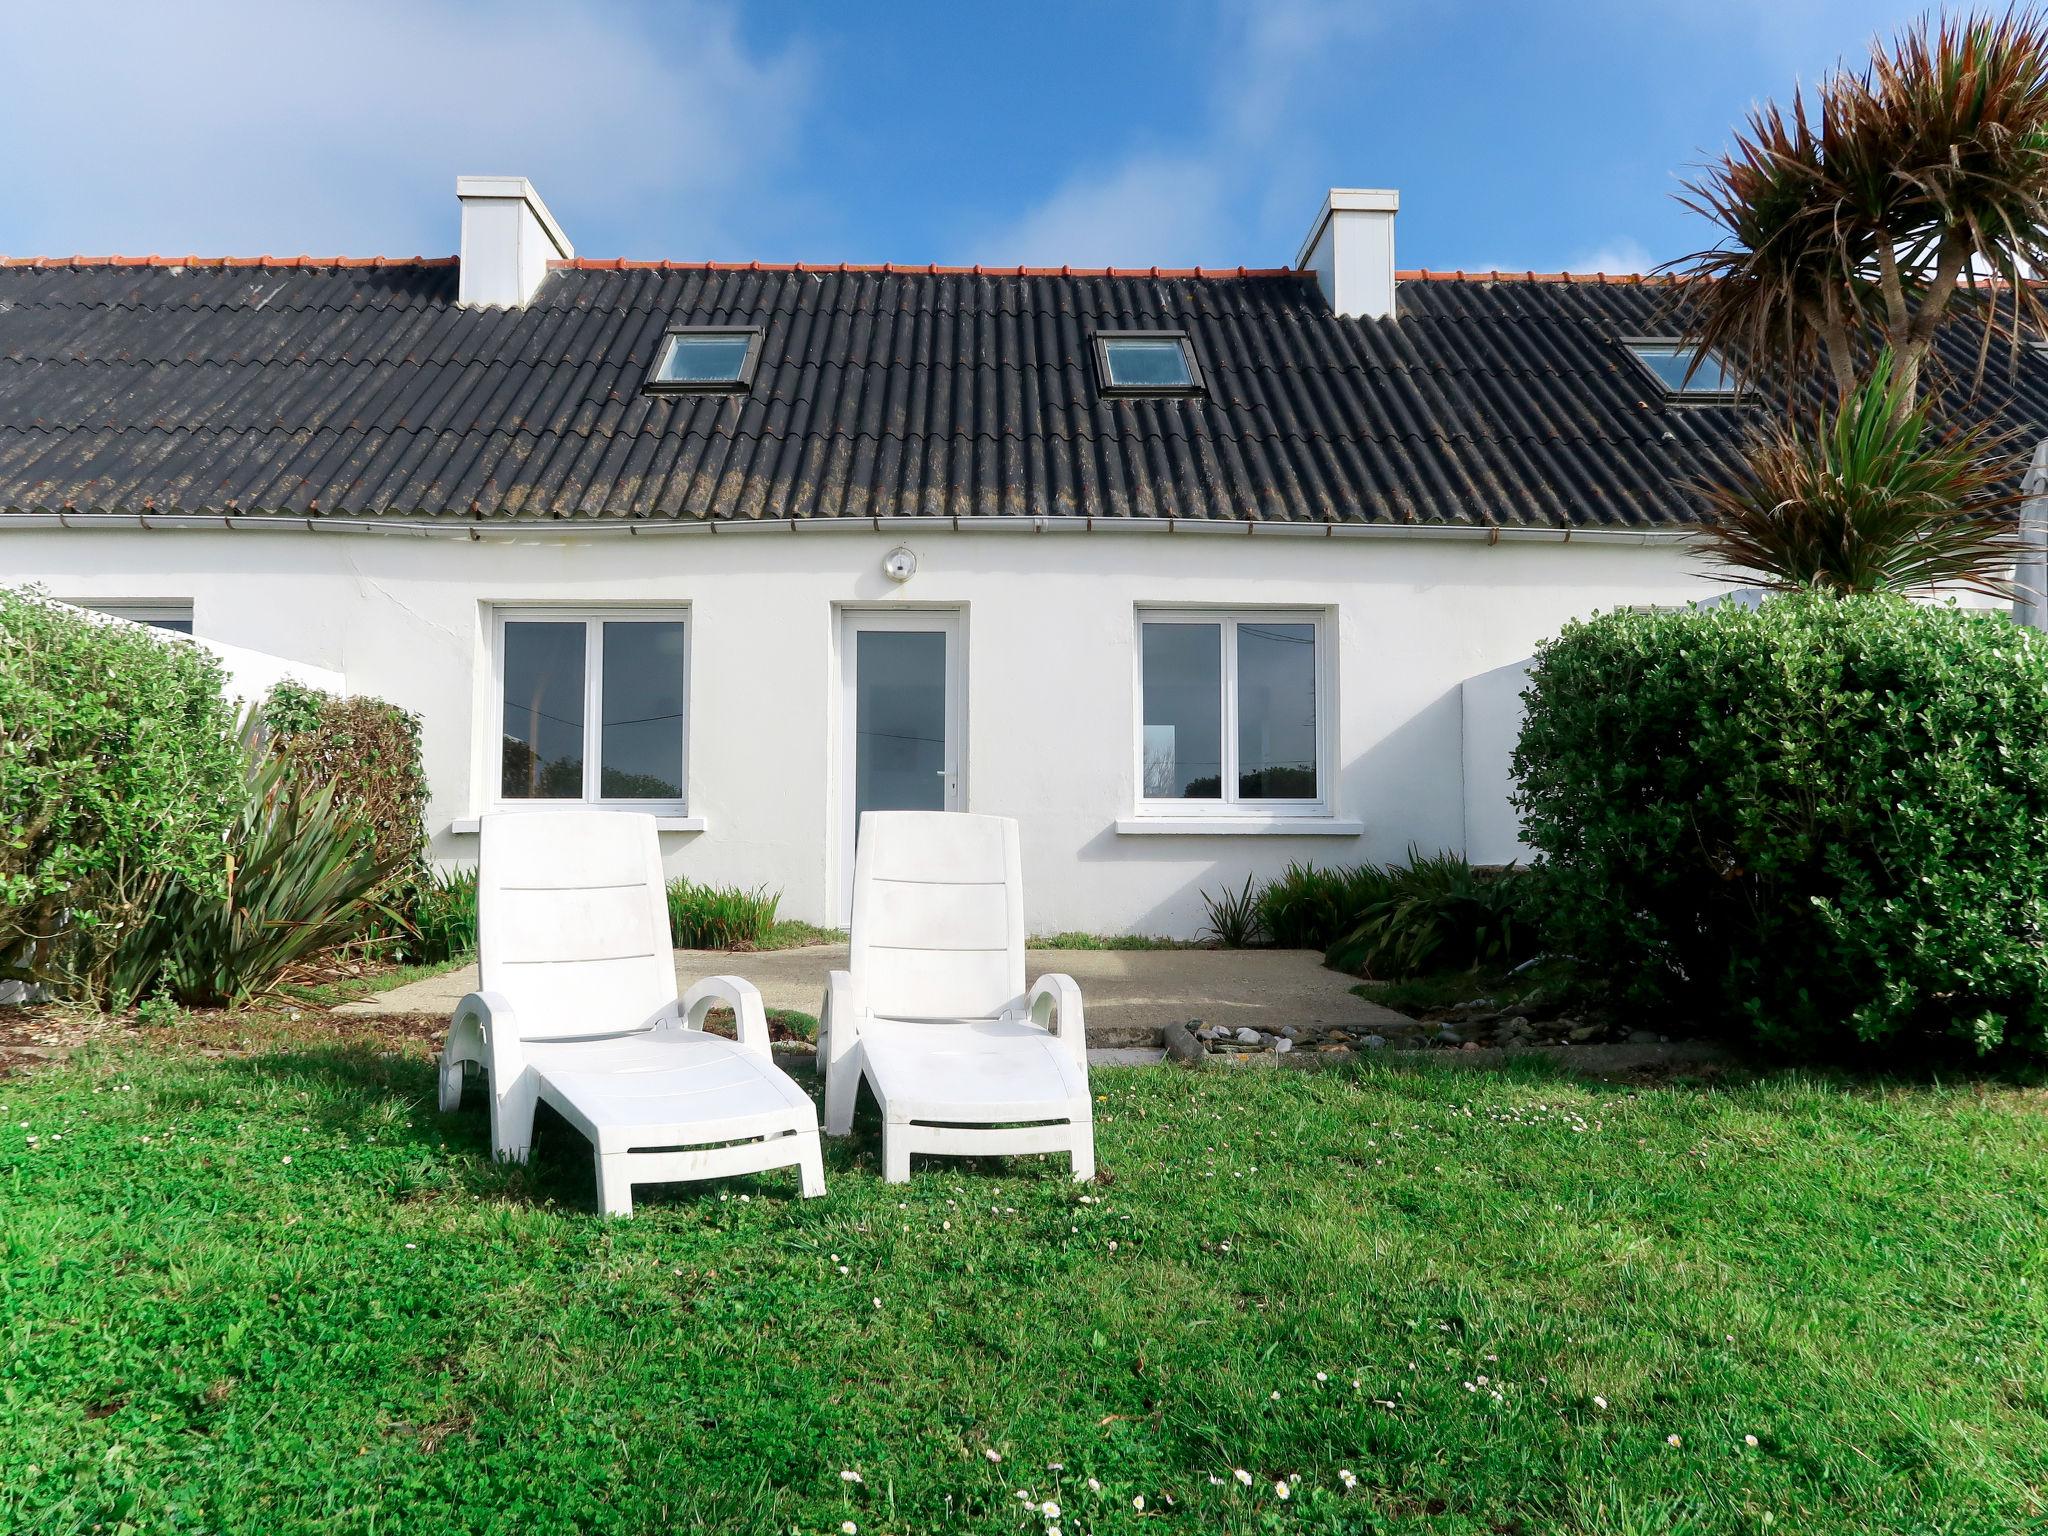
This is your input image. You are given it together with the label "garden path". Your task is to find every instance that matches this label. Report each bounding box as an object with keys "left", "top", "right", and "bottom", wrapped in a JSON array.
[{"left": 338, "top": 943, "right": 1413, "bottom": 1045}]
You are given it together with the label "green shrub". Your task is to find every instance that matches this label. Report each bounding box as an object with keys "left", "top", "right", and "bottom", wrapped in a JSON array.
[
  {"left": 667, "top": 878, "right": 780, "bottom": 950},
  {"left": 263, "top": 681, "right": 427, "bottom": 883},
  {"left": 1256, "top": 861, "right": 1396, "bottom": 950},
  {"left": 0, "top": 590, "right": 240, "bottom": 1003},
  {"left": 1324, "top": 850, "right": 1532, "bottom": 978},
  {"left": 111, "top": 728, "right": 410, "bottom": 1008},
  {"left": 262, "top": 682, "right": 431, "bottom": 961},
  {"left": 401, "top": 866, "right": 479, "bottom": 964},
  {"left": 1513, "top": 594, "right": 2048, "bottom": 1060},
  {"left": 1203, "top": 854, "right": 1527, "bottom": 965}
]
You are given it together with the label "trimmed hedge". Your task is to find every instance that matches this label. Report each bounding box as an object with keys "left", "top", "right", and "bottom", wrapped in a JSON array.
[
  {"left": 263, "top": 681, "right": 427, "bottom": 881},
  {"left": 1513, "top": 594, "right": 2048, "bottom": 1060},
  {"left": 0, "top": 591, "right": 239, "bottom": 1002}
]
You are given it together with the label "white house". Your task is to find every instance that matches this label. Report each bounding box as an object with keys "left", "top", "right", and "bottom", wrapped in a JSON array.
[{"left": 4, "top": 178, "right": 2039, "bottom": 936}]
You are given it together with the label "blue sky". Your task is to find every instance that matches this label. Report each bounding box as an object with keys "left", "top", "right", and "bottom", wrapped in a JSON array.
[{"left": 4, "top": 0, "right": 1927, "bottom": 273}]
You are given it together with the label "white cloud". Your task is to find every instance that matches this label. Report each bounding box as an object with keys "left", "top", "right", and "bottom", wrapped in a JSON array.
[
  {"left": 965, "top": 0, "right": 1383, "bottom": 267},
  {"left": 0, "top": 0, "right": 811, "bottom": 258},
  {"left": 1222, "top": 0, "right": 1383, "bottom": 143},
  {"left": 969, "top": 156, "right": 1231, "bottom": 269},
  {"left": 1563, "top": 237, "right": 1656, "bottom": 275}
]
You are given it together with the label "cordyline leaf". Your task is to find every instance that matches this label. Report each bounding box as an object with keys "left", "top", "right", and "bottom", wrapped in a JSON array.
[
  {"left": 110, "top": 719, "right": 410, "bottom": 1008},
  {"left": 1693, "top": 349, "right": 2026, "bottom": 596},
  {"left": 1666, "top": 7, "right": 2048, "bottom": 405}
]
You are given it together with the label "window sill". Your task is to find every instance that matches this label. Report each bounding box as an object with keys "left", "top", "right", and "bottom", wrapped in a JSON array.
[
  {"left": 450, "top": 814, "right": 707, "bottom": 835},
  {"left": 1114, "top": 816, "right": 1363, "bottom": 837}
]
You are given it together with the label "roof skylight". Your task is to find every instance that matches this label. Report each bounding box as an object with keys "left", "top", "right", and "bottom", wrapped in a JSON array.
[
  {"left": 1623, "top": 339, "right": 1739, "bottom": 401},
  {"left": 645, "top": 327, "right": 763, "bottom": 394},
  {"left": 1094, "top": 332, "right": 1205, "bottom": 397}
]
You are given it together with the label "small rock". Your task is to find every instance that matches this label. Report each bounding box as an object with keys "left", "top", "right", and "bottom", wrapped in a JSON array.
[
  {"left": 1276, "top": 1024, "right": 1303, "bottom": 1041},
  {"left": 1273, "top": 1037, "right": 1293, "bottom": 1054},
  {"left": 1360, "top": 1034, "right": 1388, "bottom": 1050},
  {"left": 1233, "top": 1027, "right": 1264, "bottom": 1046},
  {"left": 1435, "top": 1028, "right": 1462, "bottom": 1046},
  {"left": 1568, "top": 1021, "right": 1604, "bottom": 1042},
  {"left": 1162, "top": 1021, "right": 1208, "bottom": 1067},
  {"left": 1627, "top": 1028, "right": 1662, "bottom": 1044},
  {"left": 1460, "top": 1041, "right": 1481, "bottom": 1051}
]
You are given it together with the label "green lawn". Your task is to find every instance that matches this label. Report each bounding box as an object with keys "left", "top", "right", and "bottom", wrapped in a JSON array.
[{"left": 4, "top": 1034, "right": 2046, "bottom": 1534}]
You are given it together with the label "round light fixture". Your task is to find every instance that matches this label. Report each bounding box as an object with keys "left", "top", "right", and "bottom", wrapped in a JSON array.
[{"left": 883, "top": 546, "right": 918, "bottom": 582}]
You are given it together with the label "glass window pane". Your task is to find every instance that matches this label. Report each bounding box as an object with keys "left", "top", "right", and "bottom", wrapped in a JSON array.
[
  {"left": 500, "top": 621, "right": 585, "bottom": 799},
  {"left": 1632, "top": 343, "right": 1734, "bottom": 394},
  {"left": 600, "top": 621, "right": 686, "bottom": 800},
  {"left": 1141, "top": 622, "right": 1223, "bottom": 799},
  {"left": 655, "top": 334, "right": 753, "bottom": 384},
  {"left": 855, "top": 630, "right": 948, "bottom": 816},
  {"left": 1237, "top": 621, "right": 1318, "bottom": 800},
  {"left": 1105, "top": 338, "right": 1194, "bottom": 389}
]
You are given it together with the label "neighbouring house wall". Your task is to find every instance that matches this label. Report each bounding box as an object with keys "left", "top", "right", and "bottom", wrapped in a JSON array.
[
  {"left": 0, "top": 525, "right": 1717, "bottom": 936},
  {"left": 1460, "top": 658, "right": 1537, "bottom": 866},
  {"left": 196, "top": 636, "right": 346, "bottom": 706}
]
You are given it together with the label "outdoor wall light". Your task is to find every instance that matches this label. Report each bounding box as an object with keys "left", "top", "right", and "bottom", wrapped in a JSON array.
[{"left": 883, "top": 546, "right": 918, "bottom": 582}]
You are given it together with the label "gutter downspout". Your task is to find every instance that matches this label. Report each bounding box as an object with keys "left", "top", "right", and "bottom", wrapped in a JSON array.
[{"left": 2014, "top": 440, "right": 2048, "bottom": 631}]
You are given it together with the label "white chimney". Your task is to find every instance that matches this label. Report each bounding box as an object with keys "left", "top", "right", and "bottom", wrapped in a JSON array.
[
  {"left": 456, "top": 176, "right": 573, "bottom": 308},
  {"left": 1295, "top": 188, "right": 1399, "bottom": 320}
]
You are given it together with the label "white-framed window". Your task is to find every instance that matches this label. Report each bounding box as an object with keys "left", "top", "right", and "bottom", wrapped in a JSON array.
[
  {"left": 82, "top": 601, "right": 194, "bottom": 635},
  {"left": 1134, "top": 608, "right": 1332, "bottom": 818},
  {"left": 1621, "top": 338, "right": 1741, "bottom": 401},
  {"left": 643, "top": 326, "right": 763, "bottom": 395},
  {"left": 1093, "top": 331, "right": 1206, "bottom": 397},
  {"left": 492, "top": 607, "right": 690, "bottom": 810}
]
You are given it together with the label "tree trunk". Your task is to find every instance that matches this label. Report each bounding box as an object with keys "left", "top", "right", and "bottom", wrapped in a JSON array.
[{"left": 1889, "top": 235, "right": 1975, "bottom": 419}]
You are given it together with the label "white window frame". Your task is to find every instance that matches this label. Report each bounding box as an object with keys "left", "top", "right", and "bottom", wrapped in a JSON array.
[
  {"left": 489, "top": 605, "right": 691, "bottom": 815},
  {"left": 1130, "top": 607, "right": 1335, "bottom": 823}
]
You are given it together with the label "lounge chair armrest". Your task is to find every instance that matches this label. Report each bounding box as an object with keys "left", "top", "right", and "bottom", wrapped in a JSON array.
[
  {"left": 679, "top": 974, "right": 773, "bottom": 1058},
  {"left": 443, "top": 990, "right": 542, "bottom": 1161},
  {"left": 820, "top": 969, "right": 865, "bottom": 1070},
  {"left": 447, "top": 990, "right": 526, "bottom": 1083},
  {"left": 1025, "top": 973, "right": 1088, "bottom": 1067}
]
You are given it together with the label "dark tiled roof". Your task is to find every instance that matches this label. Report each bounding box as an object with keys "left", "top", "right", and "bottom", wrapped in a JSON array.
[{"left": 1, "top": 257, "right": 2043, "bottom": 529}]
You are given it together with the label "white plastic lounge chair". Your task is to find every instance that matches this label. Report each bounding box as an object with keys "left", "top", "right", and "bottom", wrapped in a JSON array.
[
  {"left": 438, "top": 811, "right": 825, "bottom": 1214},
  {"left": 820, "top": 811, "right": 1094, "bottom": 1183}
]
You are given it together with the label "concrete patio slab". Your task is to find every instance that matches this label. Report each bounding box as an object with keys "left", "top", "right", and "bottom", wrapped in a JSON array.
[{"left": 336, "top": 944, "right": 1413, "bottom": 1043}]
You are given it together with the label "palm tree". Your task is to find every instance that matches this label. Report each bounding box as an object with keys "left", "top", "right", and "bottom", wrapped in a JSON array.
[
  {"left": 1673, "top": 9, "right": 2048, "bottom": 412},
  {"left": 1695, "top": 350, "right": 2025, "bottom": 596}
]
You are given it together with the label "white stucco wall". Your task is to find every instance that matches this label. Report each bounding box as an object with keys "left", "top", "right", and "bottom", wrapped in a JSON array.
[
  {"left": 197, "top": 636, "right": 347, "bottom": 705},
  {"left": 0, "top": 524, "right": 1719, "bottom": 936},
  {"left": 1460, "top": 657, "right": 1537, "bottom": 866}
]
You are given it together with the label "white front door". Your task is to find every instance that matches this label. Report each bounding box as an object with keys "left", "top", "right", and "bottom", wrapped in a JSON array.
[{"left": 839, "top": 609, "right": 964, "bottom": 919}]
